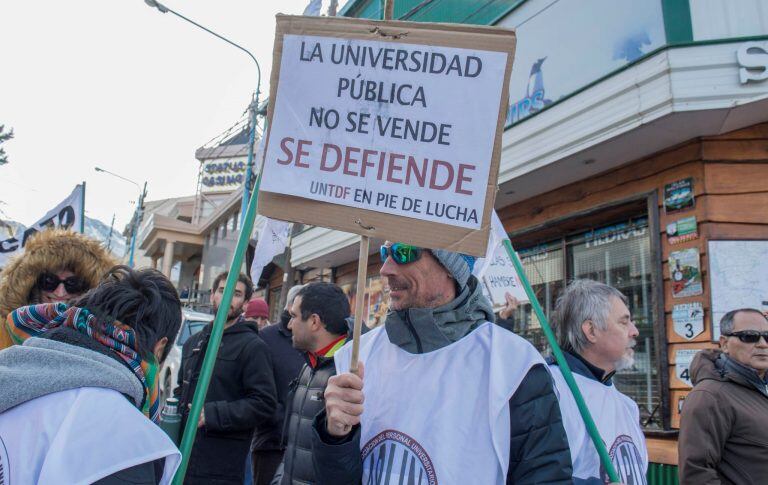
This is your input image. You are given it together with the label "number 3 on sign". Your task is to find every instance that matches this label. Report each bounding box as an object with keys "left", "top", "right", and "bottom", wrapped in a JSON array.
[{"left": 672, "top": 303, "right": 704, "bottom": 341}]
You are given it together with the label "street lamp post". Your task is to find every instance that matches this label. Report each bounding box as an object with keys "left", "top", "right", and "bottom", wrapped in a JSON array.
[
  {"left": 144, "top": 0, "right": 262, "bottom": 224},
  {"left": 94, "top": 167, "right": 147, "bottom": 267}
]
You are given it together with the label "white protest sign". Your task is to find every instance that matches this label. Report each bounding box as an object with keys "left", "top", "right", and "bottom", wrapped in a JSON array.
[
  {"left": 675, "top": 349, "right": 700, "bottom": 387},
  {"left": 473, "top": 211, "right": 528, "bottom": 308},
  {"left": 672, "top": 303, "right": 704, "bottom": 341},
  {"left": 250, "top": 218, "right": 292, "bottom": 284},
  {"left": 0, "top": 184, "right": 84, "bottom": 268},
  {"left": 482, "top": 244, "right": 529, "bottom": 308},
  {"left": 258, "top": 17, "right": 515, "bottom": 255}
]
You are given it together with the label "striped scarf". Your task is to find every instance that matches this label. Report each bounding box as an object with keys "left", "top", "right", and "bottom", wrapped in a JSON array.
[{"left": 7, "top": 303, "right": 161, "bottom": 422}]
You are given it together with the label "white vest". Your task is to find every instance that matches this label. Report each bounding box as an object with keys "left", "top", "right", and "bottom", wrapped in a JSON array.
[
  {"left": 550, "top": 365, "right": 648, "bottom": 485},
  {"left": 335, "top": 322, "right": 544, "bottom": 485},
  {"left": 0, "top": 387, "right": 180, "bottom": 485}
]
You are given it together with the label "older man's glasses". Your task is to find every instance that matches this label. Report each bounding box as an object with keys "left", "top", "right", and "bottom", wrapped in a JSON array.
[
  {"left": 37, "top": 273, "right": 87, "bottom": 294},
  {"left": 722, "top": 330, "right": 768, "bottom": 344},
  {"left": 380, "top": 243, "right": 423, "bottom": 265}
]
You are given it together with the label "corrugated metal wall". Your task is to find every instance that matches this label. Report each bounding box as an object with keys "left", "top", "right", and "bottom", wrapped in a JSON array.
[{"left": 648, "top": 463, "right": 679, "bottom": 485}]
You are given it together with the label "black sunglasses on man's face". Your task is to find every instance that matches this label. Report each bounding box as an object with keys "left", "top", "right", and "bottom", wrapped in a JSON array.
[{"left": 722, "top": 330, "right": 768, "bottom": 344}]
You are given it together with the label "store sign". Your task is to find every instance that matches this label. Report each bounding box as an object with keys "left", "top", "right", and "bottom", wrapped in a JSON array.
[
  {"left": 667, "top": 216, "right": 698, "bottom": 245},
  {"left": 675, "top": 349, "right": 700, "bottom": 387},
  {"left": 673, "top": 303, "right": 704, "bottom": 340},
  {"left": 584, "top": 219, "right": 647, "bottom": 249},
  {"left": 669, "top": 248, "right": 703, "bottom": 298},
  {"left": 737, "top": 41, "right": 768, "bottom": 84},
  {"left": 201, "top": 157, "right": 247, "bottom": 192},
  {"left": 498, "top": 0, "right": 664, "bottom": 125},
  {"left": 664, "top": 178, "right": 695, "bottom": 213}
]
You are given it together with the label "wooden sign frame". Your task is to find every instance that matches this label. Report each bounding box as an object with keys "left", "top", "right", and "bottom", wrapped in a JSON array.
[{"left": 258, "top": 15, "right": 516, "bottom": 256}]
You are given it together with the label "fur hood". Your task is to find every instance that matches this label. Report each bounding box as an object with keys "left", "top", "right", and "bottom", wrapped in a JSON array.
[{"left": 0, "top": 229, "right": 116, "bottom": 349}]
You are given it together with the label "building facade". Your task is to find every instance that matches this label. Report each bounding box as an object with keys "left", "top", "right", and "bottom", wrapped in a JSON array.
[{"left": 264, "top": 0, "right": 768, "bottom": 476}]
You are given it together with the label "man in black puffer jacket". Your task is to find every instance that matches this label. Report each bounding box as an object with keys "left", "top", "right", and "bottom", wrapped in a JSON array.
[
  {"left": 312, "top": 243, "right": 572, "bottom": 484},
  {"left": 272, "top": 282, "right": 351, "bottom": 485},
  {"left": 250, "top": 285, "right": 306, "bottom": 485}
]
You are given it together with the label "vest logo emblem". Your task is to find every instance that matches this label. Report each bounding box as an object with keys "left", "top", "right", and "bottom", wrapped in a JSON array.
[
  {"left": 0, "top": 435, "right": 8, "bottom": 485},
  {"left": 362, "top": 429, "right": 437, "bottom": 485},
  {"left": 601, "top": 434, "right": 647, "bottom": 485}
]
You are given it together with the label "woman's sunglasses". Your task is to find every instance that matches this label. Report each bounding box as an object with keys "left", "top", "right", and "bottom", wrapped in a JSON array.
[
  {"left": 380, "top": 243, "right": 423, "bottom": 265},
  {"left": 722, "top": 330, "right": 768, "bottom": 344},
  {"left": 37, "top": 273, "right": 87, "bottom": 294}
]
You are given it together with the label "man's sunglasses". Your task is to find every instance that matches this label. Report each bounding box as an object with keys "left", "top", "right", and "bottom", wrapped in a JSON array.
[
  {"left": 722, "top": 330, "right": 768, "bottom": 344},
  {"left": 380, "top": 243, "right": 423, "bottom": 265},
  {"left": 37, "top": 273, "right": 87, "bottom": 294}
]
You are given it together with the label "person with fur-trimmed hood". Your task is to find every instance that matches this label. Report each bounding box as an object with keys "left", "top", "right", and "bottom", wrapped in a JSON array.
[{"left": 0, "top": 229, "right": 116, "bottom": 350}]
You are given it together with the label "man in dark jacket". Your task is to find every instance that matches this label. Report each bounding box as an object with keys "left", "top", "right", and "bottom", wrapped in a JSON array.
[
  {"left": 312, "top": 243, "right": 572, "bottom": 484},
  {"left": 175, "top": 272, "right": 277, "bottom": 484},
  {"left": 679, "top": 308, "right": 768, "bottom": 484},
  {"left": 273, "top": 282, "right": 351, "bottom": 485},
  {"left": 250, "top": 285, "right": 306, "bottom": 485}
]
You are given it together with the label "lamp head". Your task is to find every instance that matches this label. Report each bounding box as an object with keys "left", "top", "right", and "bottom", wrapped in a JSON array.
[{"left": 144, "top": 0, "right": 169, "bottom": 13}]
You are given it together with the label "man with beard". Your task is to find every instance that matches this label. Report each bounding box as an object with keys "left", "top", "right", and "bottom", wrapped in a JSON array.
[
  {"left": 549, "top": 279, "right": 646, "bottom": 484},
  {"left": 175, "top": 272, "right": 277, "bottom": 484},
  {"left": 312, "top": 242, "right": 572, "bottom": 484},
  {"left": 249, "top": 285, "right": 305, "bottom": 485}
]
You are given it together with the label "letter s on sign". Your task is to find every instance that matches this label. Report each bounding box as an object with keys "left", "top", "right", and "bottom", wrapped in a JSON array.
[{"left": 737, "top": 42, "right": 768, "bottom": 84}]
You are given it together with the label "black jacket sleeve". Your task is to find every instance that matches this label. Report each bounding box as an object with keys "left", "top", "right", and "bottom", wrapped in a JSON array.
[
  {"left": 93, "top": 460, "right": 163, "bottom": 484},
  {"left": 312, "top": 413, "right": 362, "bottom": 485},
  {"left": 204, "top": 337, "right": 278, "bottom": 433},
  {"left": 507, "top": 364, "right": 573, "bottom": 484}
]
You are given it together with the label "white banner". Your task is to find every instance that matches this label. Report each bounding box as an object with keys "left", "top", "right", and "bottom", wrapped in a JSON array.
[
  {"left": 473, "top": 211, "right": 528, "bottom": 307},
  {"left": 250, "top": 218, "right": 292, "bottom": 284},
  {"left": 0, "top": 184, "right": 84, "bottom": 268},
  {"left": 260, "top": 34, "right": 508, "bottom": 230}
]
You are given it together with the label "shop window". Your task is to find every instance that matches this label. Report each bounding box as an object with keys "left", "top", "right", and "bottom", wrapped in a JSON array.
[
  {"left": 221, "top": 220, "right": 227, "bottom": 239},
  {"left": 212, "top": 227, "right": 218, "bottom": 246},
  {"left": 513, "top": 216, "right": 662, "bottom": 429},
  {"left": 231, "top": 212, "right": 238, "bottom": 232}
]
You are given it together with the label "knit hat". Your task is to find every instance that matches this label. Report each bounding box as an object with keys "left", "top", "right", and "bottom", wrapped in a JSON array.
[
  {"left": 245, "top": 298, "right": 269, "bottom": 319},
  {"left": 430, "top": 249, "right": 476, "bottom": 292}
]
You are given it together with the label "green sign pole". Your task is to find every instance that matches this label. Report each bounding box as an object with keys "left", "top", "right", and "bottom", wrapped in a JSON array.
[
  {"left": 171, "top": 174, "right": 262, "bottom": 484},
  {"left": 501, "top": 238, "right": 620, "bottom": 483}
]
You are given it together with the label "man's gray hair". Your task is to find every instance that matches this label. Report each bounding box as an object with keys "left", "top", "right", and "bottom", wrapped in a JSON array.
[
  {"left": 285, "top": 284, "right": 305, "bottom": 310},
  {"left": 553, "top": 279, "right": 628, "bottom": 353},
  {"left": 720, "top": 308, "right": 768, "bottom": 335}
]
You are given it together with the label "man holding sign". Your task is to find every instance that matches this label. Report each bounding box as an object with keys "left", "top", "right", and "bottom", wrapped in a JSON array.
[{"left": 310, "top": 242, "right": 572, "bottom": 484}]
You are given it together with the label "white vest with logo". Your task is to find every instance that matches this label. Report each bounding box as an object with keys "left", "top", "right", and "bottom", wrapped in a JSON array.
[
  {"left": 549, "top": 365, "right": 648, "bottom": 485},
  {"left": 335, "top": 321, "right": 544, "bottom": 485},
  {"left": 0, "top": 387, "right": 181, "bottom": 485}
]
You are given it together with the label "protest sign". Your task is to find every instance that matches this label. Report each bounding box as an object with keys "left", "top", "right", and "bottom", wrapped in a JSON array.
[
  {"left": 0, "top": 184, "right": 85, "bottom": 268},
  {"left": 250, "top": 217, "right": 292, "bottom": 284},
  {"left": 258, "top": 16, "right": 515, "bottom": 255},
  {"left": 474, "top": 211, "right": 528, "bottom": 308},
  {"left": 482, "top": 244, "right": 529, "bottom": 308}
]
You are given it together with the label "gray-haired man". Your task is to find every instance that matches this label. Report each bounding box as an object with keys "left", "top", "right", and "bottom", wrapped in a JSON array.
[{"left": 550, "top": 279, "right": 647, "bottom": 484}]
